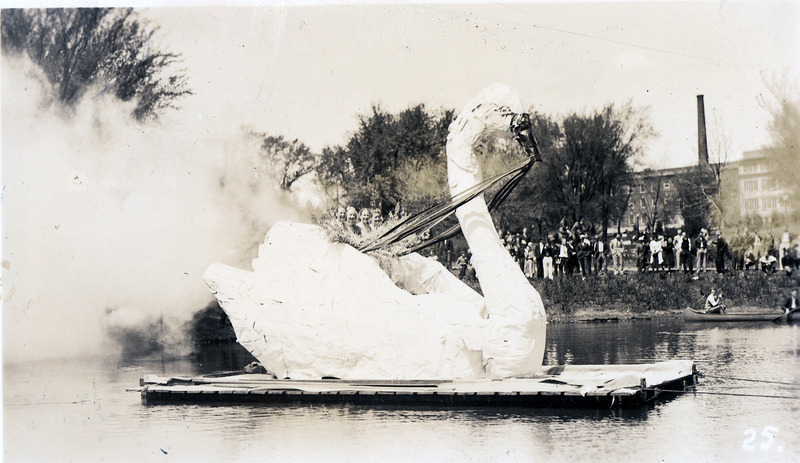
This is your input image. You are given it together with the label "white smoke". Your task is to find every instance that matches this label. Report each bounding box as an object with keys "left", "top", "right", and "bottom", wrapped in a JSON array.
[{"left": 1, "top": 55, "right": 308, "bottom": 363}]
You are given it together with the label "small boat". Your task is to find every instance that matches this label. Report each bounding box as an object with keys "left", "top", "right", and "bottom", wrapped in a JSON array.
[{"left": 682, "top": 307, "right": 783, "bottom": 322}]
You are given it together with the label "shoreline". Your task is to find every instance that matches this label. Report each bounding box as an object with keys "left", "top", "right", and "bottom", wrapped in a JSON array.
[{"left": 545, "top": 305, "right": 780, "bottom": 323}]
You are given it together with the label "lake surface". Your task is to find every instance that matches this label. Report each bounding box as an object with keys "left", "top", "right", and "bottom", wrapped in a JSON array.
[{"left": 5, "top": 319, "right": 800, "bottom": 462}]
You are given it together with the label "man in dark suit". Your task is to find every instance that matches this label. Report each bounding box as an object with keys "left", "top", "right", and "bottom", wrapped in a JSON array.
[{"left": 714, "top": 231, "right": 729, "bottom": 274}]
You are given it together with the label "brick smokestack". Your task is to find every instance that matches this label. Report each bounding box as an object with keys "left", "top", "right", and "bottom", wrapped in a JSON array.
[{"left": 697, "top": 95, "right": 709, "bottom": 165}]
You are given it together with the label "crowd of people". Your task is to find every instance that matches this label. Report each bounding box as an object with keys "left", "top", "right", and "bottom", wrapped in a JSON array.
[
  {"left": 439, "top": 219, "right": 800, "bottom": 281},
  {"left": 332, "top": 205, "right": 385, "bottom": 236},
  {"left": 325, "top": 204, "right": 799, "bottom": 283}
]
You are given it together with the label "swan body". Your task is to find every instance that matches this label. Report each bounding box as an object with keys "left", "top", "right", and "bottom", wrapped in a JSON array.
[{"left": 204, "top": 84, "right": 547, "bottom": 380}]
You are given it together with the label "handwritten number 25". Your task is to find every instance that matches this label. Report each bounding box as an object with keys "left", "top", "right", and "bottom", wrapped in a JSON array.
[{"left": 742, "top": 427, "right": 779, "bottom": 451}]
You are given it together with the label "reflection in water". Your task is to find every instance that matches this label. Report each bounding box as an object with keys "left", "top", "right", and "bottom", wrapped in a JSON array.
[{"left": 4, "top": 321, "right": 799, "bottom": 462}]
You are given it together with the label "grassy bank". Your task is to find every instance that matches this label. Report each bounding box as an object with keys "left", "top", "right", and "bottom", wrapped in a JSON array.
[
  {"left": 460, "top": 269, "right": 798, "bottom": 322},
  {"left": 532, "top": 270, "right": 796, "bottom": 322}
]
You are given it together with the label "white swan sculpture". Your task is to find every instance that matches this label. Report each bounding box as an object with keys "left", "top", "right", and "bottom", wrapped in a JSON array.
[{"left": 203, "top": 84, "right": 547, "bottom": 380}]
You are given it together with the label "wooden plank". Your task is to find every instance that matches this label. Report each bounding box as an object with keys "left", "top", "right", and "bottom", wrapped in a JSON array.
[{"left": 139, "top": 362, "right": 696, "bottom": 409}]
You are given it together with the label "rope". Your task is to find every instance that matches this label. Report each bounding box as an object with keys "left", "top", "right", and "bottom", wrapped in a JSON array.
[
  {"left": 656, "top": 389, "right": 800, "bottom": 400},
  {"left": 700, "top": 375, "right": 800, "bottom": 387},
  {"left": 358, "top": 113, "right": 541, "bottom": 255},
  {"left": 358, "top": 157, "right": 536, "bottom": 254}
]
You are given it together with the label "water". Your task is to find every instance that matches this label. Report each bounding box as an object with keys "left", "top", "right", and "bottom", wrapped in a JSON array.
[{"left": 5, "top": 320, "right": 800, "bottom": 462}]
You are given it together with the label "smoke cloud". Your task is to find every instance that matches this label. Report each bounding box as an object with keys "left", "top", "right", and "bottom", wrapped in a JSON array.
[{"left": 2, "top": 56, "right": 307, "bottom": 363}]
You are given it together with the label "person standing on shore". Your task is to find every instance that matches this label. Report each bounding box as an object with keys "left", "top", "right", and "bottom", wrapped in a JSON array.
[
  {"left": 780, "top": 226, "right": 793, "bottom": 268},
  {"left": 557, "top": 237, "right": 569, "bottom": 276},
  {"left": 663, "top": 235, "right": 675, "bottom": 271},
  {"left": 695, "top": 229, "right": 709, "bottom": 272},
  {"left": 594, "top": 234, "right": 606, "bottom": 275},
  {"left": 456, "top": 251, "right": 468, "bottom": 279},
  {"left": 715, "top": 231, "right": 729, "bottom": 274},
  {"left": 637, "top": 235, "right": 648, "bottom": 273},
  {"left": 535, "top": 239, "right": 545, "bottom": 280},
  {"left": 680, "top": 232, "right": 694, "bottom": 273},
  {"left": 731, "top": 227, "right": 743, "bottom": 270},
  {"left": 649, "top": 235, "right": 663, "bottom": 272},
  {"left": 610, "top": 233, "right": 624, "bottom": 274},
  {"left": 542, "top": 238, "right": 555, "bottom": 280},
  {"left": 524, "top": 241, "right": 535, "bottom": 278}
]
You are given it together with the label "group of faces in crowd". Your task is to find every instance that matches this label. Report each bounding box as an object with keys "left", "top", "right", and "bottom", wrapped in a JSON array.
[{"left": 335, "top": 206, "right": 384, "bottom": 236}]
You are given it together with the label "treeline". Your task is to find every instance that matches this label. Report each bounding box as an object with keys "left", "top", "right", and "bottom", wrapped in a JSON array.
[
  {"left": 308, "top": 101, "right": 657, "bottom": 243},
  {"left": 1, "top": 8, "right": 191, "bottom": 121}
]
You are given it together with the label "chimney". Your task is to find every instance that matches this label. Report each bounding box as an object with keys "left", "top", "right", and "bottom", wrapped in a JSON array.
[{"left": 697, "top": 95, "right": 709, "bottom": 165}]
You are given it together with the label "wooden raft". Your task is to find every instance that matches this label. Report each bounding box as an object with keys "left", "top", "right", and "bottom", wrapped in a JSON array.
[{"left": 135, "top": 360, "right": 696, "bottom": 409}]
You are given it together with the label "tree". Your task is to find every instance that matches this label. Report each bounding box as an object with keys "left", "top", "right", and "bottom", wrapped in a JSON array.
[
  {"left": 251, "top": 132, "right": 318, "bottom": 192},
  {"left": 528, "top": 103, "right": 653, "bottom": 240},
  {"left": 499, "top": 112, "right": 563, "bottom": 235},
  {"left": 676, "top": 113, "right": 734, "bottom": 233},
  {"left": 761, "top": 73, "right": 800, "bottom": 211},
  {"left": 315, "top": 145, "right": 353, "bottom": 209},
  {"left": 638, "top": 170, "right": 668, "bottom": 234},
  {"left": 676, "top": 166, "right": 716, "bottom": 236},
  {"left": 1, "top": 8, "right": 191, "bottom": 121},
  {"left": 317, "top": 104, "right": 455, "bottom": 215}
]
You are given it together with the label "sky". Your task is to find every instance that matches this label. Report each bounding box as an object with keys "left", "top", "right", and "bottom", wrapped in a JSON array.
[
  {"left": 1, "top": 1, "right": 799, "bottom": 362},
  {"left": 140, "top": 1, "right": 799, "bottom": 169}
]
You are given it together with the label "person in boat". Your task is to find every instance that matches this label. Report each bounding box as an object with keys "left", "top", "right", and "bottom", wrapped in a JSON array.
[
  {"left": 782, "top": 288, "right": 798, "bottom": 315},
  {"left": 704, "top": 288, "right": 727, "bottom": 314}
]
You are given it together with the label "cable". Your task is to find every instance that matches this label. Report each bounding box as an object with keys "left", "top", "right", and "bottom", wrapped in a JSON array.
[
  {"left": 701, "top": 375, "right": 800, "bottom": 387},
  {"left": 657, "top": 389, "right": 799, "bottom": 400}
]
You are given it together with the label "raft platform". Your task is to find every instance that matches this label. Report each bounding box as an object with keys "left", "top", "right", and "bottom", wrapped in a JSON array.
[{"left": 134, "top": 360, "right": 696, "bottom": 409}]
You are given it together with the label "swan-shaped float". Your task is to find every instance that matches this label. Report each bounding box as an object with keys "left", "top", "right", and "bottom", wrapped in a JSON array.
[{"left": 203, "top": 84, "right": 547, "bottom": 380}]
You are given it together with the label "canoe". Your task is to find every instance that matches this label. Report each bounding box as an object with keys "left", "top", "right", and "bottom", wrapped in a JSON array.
[{"left": 682, "top": 307, "right": 781, "bottom": 322}]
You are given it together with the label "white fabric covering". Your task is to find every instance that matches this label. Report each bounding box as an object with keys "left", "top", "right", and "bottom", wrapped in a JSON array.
[{"left": 204, "top": 83, "right": 547, "bottom": 379}]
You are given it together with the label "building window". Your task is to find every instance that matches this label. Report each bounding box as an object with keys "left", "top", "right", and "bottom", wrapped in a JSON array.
[
  {"left": 743, "top": 179, "right": 759, "bottom": 192},
  {"left": 663, "top": 181, "right": 670, "bottom": 189},
  {"left": 764, "top": 197, "right": 777, "bottom": 209},
  {"left": 745, "top": 198, "right": 759, "bottom": 211}
]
